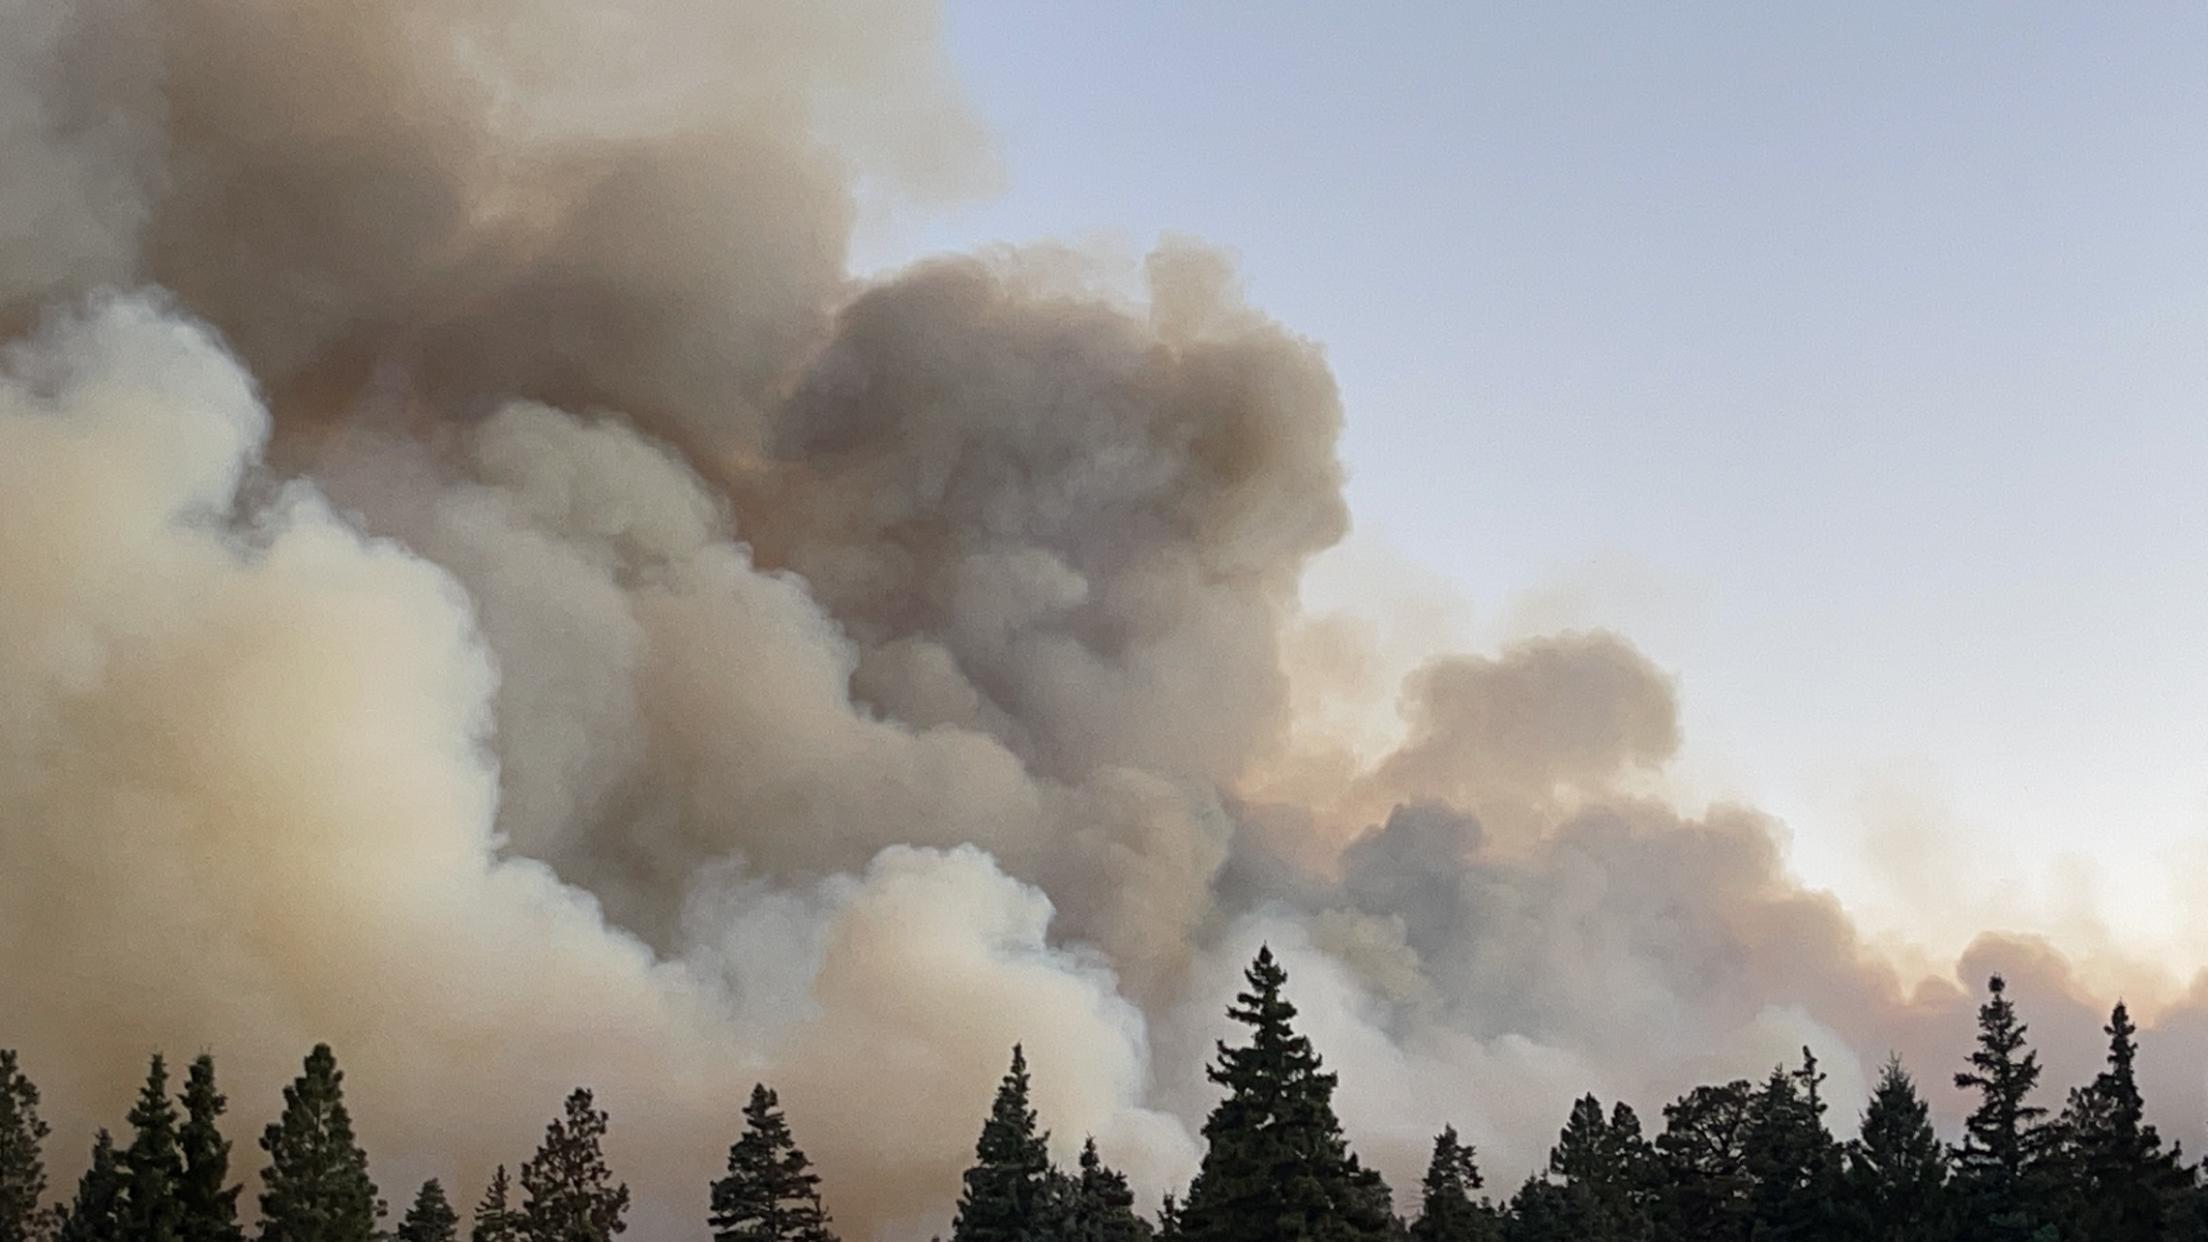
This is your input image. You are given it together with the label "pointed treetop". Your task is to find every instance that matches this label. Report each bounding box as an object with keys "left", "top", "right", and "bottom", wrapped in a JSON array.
[
  {"left": 179, "top": 1053, "right": 244, "bottom": 1242},
  {"left": 1181, "top": 947, "right": 1392, "bottom": 1242},
  {"left": 469, "top": 1166, "right": 522, "bottom": 1242},
  {"left": 520, "top": 1088, "right": 630, "bottom": 1242},
  {"left": 397, "top": 1181, "right": 460, "bottom": 1242},
  {"left": 258, "top": 1043, "right": 383, "bottom": 1242},
  {"left": 1412, "top": 1124, "right": 1491, "bottom": 1242},
  {"left": 57, "top": 1129, "right": 124, "bottom": 1242},
  {"left": 711, "top": 1081, "right": 836, "bottom": 1242},
  {"left": 124, "top": 1053, "right": 187, "bottom": 1242},
  {"left": 950, "top": 1048, "right": 1052, "bottom": 1242}
]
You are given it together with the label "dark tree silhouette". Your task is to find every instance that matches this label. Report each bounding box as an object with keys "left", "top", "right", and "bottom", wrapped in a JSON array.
[
  {"left": 398, "top": 1181, "right": 460, "bottom": 1242},
  {"left": 2051, "top": 1001, "right": 2186, "bottom": 1239},
  {"left": 1060, "top": 1138, "right": 1151, "bottom": 1242},
  {"left": 1843, "top": 1055, "right": 1950, "bottom": 1241},
  {"left": 179, "top": 1054, "right": 244, "bottom": 1242},
  {"left": 1741, "top": 1051, "right": 1844, "bottom": 1241},
  {"left": 1155, "top": 1194, "right": 1183, "bottom": 1241},
  {"left": 1652, "top": 1080, "right": 1753, "bottom": 1242},
  {"left": 471, "top": 1167, "right": 524, "bottom": 1242},
  {"left": 123, "top": 1054, "right": 187, "bottom": 1242},
  {"left": 1952, "top": 976, "right": 2049, "bottom": 1240},
  {"left": 257, "top": 1044, "right": 383, "bottom": 1242},
  {"left": 1409, "top": 1127, "right": 1497, "bottom": 1242},
  {"left": 1179, "top": 947, "right": 1394, "bottom": 1242},
  {"left": 1541, "top": 1094, "right": 1654, "bottom": 1240},
  {"left": 710, "top": 1084, "right": 837, "bottom": 1242},
  {"left": 0, "top": 1052, "right": 48, "bottom": 1242},
  {"left": 520, "top": 1089, "right": 630, "bottom": 1242},
  {"left": 951, "top": 1047, "right": 1053, "bottom": 1242},
  {"left": 55, "top": 1131, "right": 123, "bottom": 1242}
]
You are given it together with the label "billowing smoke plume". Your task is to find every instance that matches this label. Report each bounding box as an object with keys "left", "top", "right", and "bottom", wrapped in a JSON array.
[{"left": 2, "top": 3, "right": 2204, "bottom": 1239}]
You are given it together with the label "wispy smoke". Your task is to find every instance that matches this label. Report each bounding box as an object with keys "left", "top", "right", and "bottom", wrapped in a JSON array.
[{"left": 0, "top": 3, "right": 2201, "bottom": 1240}]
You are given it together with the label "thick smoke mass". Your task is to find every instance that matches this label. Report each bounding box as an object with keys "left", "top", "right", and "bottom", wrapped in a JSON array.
[{"left": 2, "top": 3, "right": 2204, "bottom": 1239}]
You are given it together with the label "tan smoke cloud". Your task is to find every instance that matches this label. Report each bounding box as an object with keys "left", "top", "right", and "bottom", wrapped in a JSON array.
[
  {"left": 7, "top": 3, "right": 2208, "bottom": 1240},
  {"left": 1353, "top": 632, "right": 1682, "bottom": 838},
  {"left": 0, "top": 295, "right": 1184, "bottom": 1238}
]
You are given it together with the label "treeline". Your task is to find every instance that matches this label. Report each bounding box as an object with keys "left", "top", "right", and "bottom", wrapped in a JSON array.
[{"left": 0, "top": 951, "right": 2203, "bottom": 1241}]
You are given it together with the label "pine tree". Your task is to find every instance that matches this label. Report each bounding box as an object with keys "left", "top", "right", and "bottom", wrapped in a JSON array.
[
  {"left": 1652, "top": 1080, "right": 1754, "bottom": 1242},
  {"left": 55, "top": 1131, "right": 123, "bottom": 1242},
  {"left": 124, "top": 1053, "right": 188, "bottom": 1242},
  {"left": 708, "top": 1084, "right": 836, "bottom": 1242},
  {"left": 1548, "top": 1096, "right": 1608, "bottom": 1188},
  {"left": 1540, "top": 1095, "right": 1653, "bottom": 1241},
  {"left": 398, "top": 1181, "right": 460, "bottom": 1242},
  {"left": 1179, "top": 948, "right": 1393, "bottom": 1242},
  {"left": 2053, "top": 1001, "right": 2184, "bottom": 1240},
  {"left": 1603, "top": 1102, "right": 1658, "bottom": 1224},
  {"left": 951, "top": 1047, "right": 1053, "bottom": 1242},
  {"left": 1063, "top": 1139, "right": 1151, "bottom": 1242},
  {"left": 470, "top": 1167, "right": 523, "bottom": 1242},
  {"left": 1951, "top": 976, "right": 2048, "bottom": 1240},
  {"left": 1408, "top": 1128, "right": 1497, "bottom": 1242},
  {"left": 0, "top": 1052, "right": 49, "bottom": 1242},
  {"left": 179, "top": 1054, "right": 244, "bottom": 1242},
  {"left": 1541, "top": 1097, "right": 1609, "bottom": 1240},
  {"left": 519, "top": 1089, "right": 629, "bottom": 1242},
  {"left": 1034, "top": 1167, "right": 1078, "bottom": 1239},
  {"left": 1843, "top": 1056, "right": 1949, "bottom": 1241},
  {"left": 1156, "top": 1194, "right": 1183, "bottom": 1242},
  {"left": 257, "top": 1044, "right": 383, "bottom": 1242},
  {"left": 1741, "top": 1050, "right": 1845, "bottom": 1241},
  {"left": 1501, "top": 1175, "right": 1573, "bottom": 1242}
]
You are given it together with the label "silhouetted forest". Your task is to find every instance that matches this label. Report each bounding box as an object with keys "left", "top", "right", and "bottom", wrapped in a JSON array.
[{"left": 2, "top": 949, "right": 2201, "bottom": 1241}]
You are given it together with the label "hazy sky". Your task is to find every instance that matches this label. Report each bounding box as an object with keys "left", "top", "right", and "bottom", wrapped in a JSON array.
[{"left": 853, "top": 2, "right": 2208, "bottom": 968}]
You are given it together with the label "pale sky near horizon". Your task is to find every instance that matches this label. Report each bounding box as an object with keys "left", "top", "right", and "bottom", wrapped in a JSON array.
[{"left": 852, "top": 3, "right": 2208, "bottom": 978}]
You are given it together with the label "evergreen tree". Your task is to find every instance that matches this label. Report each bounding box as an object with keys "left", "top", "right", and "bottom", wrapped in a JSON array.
[
  {"left": 1500, "top": 1176, "right": 1572, "bottom": 1242},
  {"left": 1951, "top": 976, "right": 2049, "bottom": 1240},
  {"left": 0, "top": 1052, "right": 49, "bottom": 1242},
  {"left": 1034, "top": 1167, "right": 1077, "bottom": 1239},
  {"left": 1652, "top": 1080, "right": 1754, "bottom": 1242},
  {"left": 55, "top": 1131, "right": 123, "bottom": 1242},
  {"left": 123, "top": 1054, "right": 187, "bottom": 1242},
  {"left": 519, "top": 1089, "right": 629, "bottom": 1242},
  {"left": 1155, "top": 1195, "right": 1183, "bottom": 1242},
  {"left": 2052, "top": 1000, "right": 2184, "bottom": 1240},
  {"left": 1542, "top": 1096, "right": 1650, "bottom": 1241},
  {"left": 1062, "top": 1139, "right": 1151, "bottom": 1242},
  {"left": 951, "top": 1047, "right": 1052, "bottom": 1242},
  {"left": 470, "top": 1167, "right": 523, "bottom": 1242},
  {"left": 398, "top": 1181, "right": 460, "bottom": 1242},
  {"left": 1602, "top": 1103, "right": 1658, "bottom": 1230},
  {"left": 1408, "top": 1128, "right": 1497, "bottom": 1242},
  {"left": 1179, "top": 947, "right": 1393, "bottom": 1242},
  {"left": 1547, "top": 1096, "right": 1608, "bottom": 1187},
  {"left": 1843, "top": 1056, "right": 1949, "bottom": 1241},
  {"left": 257, "top": 1044, "right": 383, "bottom": 1242},
  {"left": 709, "top": 1084, "right": 836, "bottom": 1242},
  {"left": 179, "top": 1054, "right": 244, "bottom": 1242},
  {"left": 1741, "top": 1051, "right": 1844, "bottom": 1241}
]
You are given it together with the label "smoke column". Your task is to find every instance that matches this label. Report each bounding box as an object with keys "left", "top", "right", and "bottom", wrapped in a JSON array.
[{"left": 3, "top": 3, "right": 2206, "bottom": 1238}]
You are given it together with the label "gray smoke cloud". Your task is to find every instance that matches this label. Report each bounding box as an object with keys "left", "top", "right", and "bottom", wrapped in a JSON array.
[{"left": 1, "top": 3, "right": 2204, "bottom": 1240}]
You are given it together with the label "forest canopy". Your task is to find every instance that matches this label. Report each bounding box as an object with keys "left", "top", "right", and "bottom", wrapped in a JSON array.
[{"left": 2, "top": 953, "right": 2198, "bottom": 1242}]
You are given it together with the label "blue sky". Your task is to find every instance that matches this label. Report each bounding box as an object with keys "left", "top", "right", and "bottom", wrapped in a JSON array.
[{"left": 855, "top": 3, "right": 2208, "bottom": 965}]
